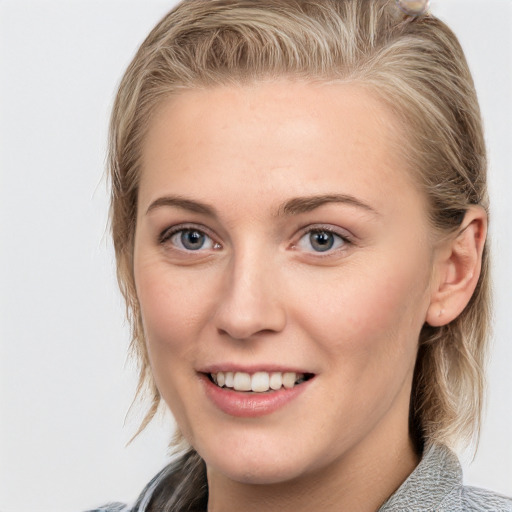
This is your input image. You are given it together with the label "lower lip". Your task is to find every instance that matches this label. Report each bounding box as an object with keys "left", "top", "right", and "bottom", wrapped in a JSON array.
[{"left": 200, "top": 374, "right": 311, "bottom": 418}]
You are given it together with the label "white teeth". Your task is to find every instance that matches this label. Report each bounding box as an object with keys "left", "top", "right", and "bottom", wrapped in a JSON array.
[
  {"left": 269, "top": 372, "right": 283, "bottom": 390},
  {"left": 210, "top": 371, "right": 308, "bottom": 392},
  {"left": 225, "top": 372, "right": 234, "bottom": 388},
  {"left": 251, "top": 372, "right": 270, "bottom": 392},
  {"left": 233, "top": 372, "right": 252, "bottom": 391},
  {"left": 282, "top": 372, "right": 296, "bottom": 389}
]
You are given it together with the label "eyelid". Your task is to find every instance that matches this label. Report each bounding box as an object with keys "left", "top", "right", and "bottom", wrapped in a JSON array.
[
  {"left": 159, "top": 223, "right": 221, "bottom": 249},
  {"left": 291, "top": 224, "right": 355, "bottom": 255},
  {"left": 297, "top": 224, "right": 354, "bottom": 242}
]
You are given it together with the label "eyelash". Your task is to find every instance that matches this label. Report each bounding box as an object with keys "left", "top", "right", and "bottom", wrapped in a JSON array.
[
  {"left": 158, "top": 224, "right": 353, "bottom": 256},
  {"left": 293, "top": 226, "right": 352, "bottom": 255},
  {"left": 159, "top": 224, "right": 221, "bottom": 252}
]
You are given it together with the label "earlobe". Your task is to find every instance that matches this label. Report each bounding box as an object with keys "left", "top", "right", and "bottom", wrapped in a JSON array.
[{"left": 426, "top": 206, "right": 487, "bottom": 327}]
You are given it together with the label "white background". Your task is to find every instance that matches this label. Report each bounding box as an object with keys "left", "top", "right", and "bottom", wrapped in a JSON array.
[{"left": 0, "top": 1, "right": 511, "bottom": 511}]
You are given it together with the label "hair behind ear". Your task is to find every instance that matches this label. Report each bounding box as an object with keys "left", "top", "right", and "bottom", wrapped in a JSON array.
[{"left": 411, "top": 207, "right": 490, "bottom": 449}]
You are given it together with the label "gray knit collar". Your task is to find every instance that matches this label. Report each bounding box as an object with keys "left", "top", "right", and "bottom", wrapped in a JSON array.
[{"left": 378, "top": 443, "right": 462, "bottom": 512}]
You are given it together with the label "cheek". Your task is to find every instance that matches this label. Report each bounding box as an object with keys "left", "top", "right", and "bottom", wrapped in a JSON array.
[
  {"left": 136, "top": 265, "right": 210, "bottom": 354},
  {"left": 134, "top": 260, "right": 216, "bottom": 436},
  {"left": 291, "top": 253, "right": 431, "bottom": 361}
]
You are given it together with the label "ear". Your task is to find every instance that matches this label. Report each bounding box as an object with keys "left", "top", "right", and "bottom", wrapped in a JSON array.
[{"left": 426, "top": 206, "right": 487, "bottom": 327}]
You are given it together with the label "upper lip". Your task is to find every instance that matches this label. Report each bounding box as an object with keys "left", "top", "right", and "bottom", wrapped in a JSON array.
[{"left": 198, "top": 364, "right": 314, "bottom": 375}]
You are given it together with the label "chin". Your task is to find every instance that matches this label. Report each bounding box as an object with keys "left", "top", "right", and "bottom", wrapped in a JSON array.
[
  {"left": 208, "top": 456, "right": 307, "bottom": 485},
  {"left": 195, "top": 430, "right": 321, "bottom": 485}
]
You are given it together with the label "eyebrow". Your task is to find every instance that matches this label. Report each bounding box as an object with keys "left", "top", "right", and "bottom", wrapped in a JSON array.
[
  {"left": 278, "top": 194, "right": 379, "bottom": 216},
  {"left": 146, "top": 193, "right": 379, "bottom": 217},
  {"left": 146, "top": 196, "right": 217, "bottom": 217}
]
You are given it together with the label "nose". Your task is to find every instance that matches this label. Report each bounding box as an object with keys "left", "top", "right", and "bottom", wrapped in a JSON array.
[{"left": 213, "top": 251, "right": 287, "bottom": 340}]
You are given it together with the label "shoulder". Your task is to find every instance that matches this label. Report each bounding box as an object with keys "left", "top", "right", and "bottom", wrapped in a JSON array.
[
  {"left": 379, "top": 443, "right": 512, "bottom": 512},
  {"left": 456, "top": 485, "right": 512, "bottom": 512},
  {"left": 82, "top": 451, "right": 200, "bottom": 512},
  {"left": 95, "top": 449, "right": 206, "bottom": 512}
]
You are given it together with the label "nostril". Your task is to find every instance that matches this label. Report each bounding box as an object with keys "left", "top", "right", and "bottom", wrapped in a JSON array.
[{"left": 216, "top": 326, "right": 282, "bottom": 342}]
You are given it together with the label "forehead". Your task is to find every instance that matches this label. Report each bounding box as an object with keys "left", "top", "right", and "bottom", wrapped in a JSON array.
[{"left": 138, "top": 80, "right": 424, "bottom": 219}]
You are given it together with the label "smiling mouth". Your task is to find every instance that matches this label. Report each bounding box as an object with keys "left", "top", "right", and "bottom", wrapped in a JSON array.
[{"left": 207, "top": 371, "right": 314, "bottom": 393}]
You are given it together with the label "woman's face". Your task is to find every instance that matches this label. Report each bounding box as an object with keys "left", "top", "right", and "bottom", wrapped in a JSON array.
[{"left": 134, "top": 81, "right": 438, "bottom": 484}]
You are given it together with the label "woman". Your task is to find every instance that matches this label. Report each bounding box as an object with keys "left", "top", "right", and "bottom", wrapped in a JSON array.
[{"left": 90, "top": 0, "right": 512, "bottom": 510}]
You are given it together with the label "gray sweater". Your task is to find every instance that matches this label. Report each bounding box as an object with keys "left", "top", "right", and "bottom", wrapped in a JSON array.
[
  {"left": 378, "top": 443, "right": 512, "bottom": 511},
  {"left": 87, "top": 443, "right": 512, "bottom": 511}
]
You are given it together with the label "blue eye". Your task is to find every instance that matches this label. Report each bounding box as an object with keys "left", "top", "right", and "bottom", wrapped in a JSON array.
[
  {"left": 164, "top": 228, "right": 217, "bottom": 251},
  {"left": 297, "top": 229, "right": 347, "bottom": 253}
]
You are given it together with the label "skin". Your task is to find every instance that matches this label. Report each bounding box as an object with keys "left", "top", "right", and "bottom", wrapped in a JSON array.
[{"left": 133, "top": 81, "right": 486, "bottom": 512}]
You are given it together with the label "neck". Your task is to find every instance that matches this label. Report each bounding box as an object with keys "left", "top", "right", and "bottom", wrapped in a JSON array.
[{"left": 206, "top": 429, "right": 419, "bottom": 512}]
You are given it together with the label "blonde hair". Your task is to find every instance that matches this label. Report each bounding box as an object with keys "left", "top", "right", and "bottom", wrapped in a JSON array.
[{"left": 109, "top": 0, "right": 489, "bottom": 456}]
